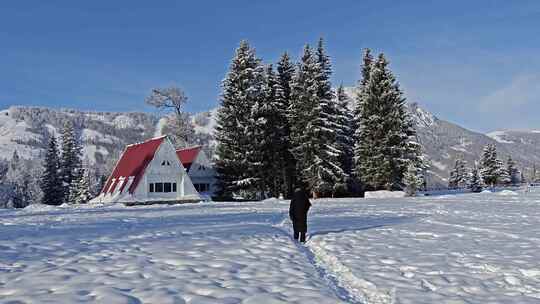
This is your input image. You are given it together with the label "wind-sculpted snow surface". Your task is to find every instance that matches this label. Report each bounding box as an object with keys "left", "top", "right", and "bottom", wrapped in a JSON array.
[
  {"left": 1, "top": 192, "right": 540, "bottom": 303},
  {"left": 0, "top": 203, "right": 341, "bottom": 303},
  {"left": 308, "top": 192, "right": 540, "bottom": 303}
]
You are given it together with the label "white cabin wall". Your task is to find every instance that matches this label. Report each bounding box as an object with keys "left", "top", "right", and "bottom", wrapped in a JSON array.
[
  {"left": 135, "top": 138, "right": 199, "bottom": 201},
  {"left": 188, "top": 150, "right": 217, "bottom": 196}
]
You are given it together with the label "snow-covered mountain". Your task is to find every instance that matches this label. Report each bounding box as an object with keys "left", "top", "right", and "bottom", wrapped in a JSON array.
[
  {"left": 410, "top": 107, "right": 540, "bottom": 186},
  {"left": 0, "top": 106, "right": 161, "bottom": 176},
  {"left": 0, "top": 104, "right": 537, "bottom": 188}
]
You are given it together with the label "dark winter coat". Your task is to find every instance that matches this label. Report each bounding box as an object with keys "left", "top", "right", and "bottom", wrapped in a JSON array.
[{"left": 289, "top": 188, "right": 311, "bottom": 232}]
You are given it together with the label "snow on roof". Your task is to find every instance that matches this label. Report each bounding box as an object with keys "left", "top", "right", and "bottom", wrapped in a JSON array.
[
  {"left": 176, "top": 146, "right": 202, "bottom": 172},
  {"left": 102, "top": 136, "right": 166, "bottom": 194}
]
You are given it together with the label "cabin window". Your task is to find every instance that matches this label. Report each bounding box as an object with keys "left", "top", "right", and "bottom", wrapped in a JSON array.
[
  {"left": 149, "top": 182, "right": 177, "bottom": 193},
  {"left": 161, "top": 160, "right": 171, "bottom": 166},
  {"left": 194, "top": 183, "right": 210, "bottom": 192}
]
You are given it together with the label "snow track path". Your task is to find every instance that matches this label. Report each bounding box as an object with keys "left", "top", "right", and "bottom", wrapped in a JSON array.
[
  {"left": 306, "top": 237, "right": 395, "bottom": 304},
  {"left": 274, "top": 214, "right": 395, "bottom": 304}
]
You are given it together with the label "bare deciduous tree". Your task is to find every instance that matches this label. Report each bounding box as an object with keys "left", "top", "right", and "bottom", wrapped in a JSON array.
[{"left": 145, "top": 87, "right": 195, "bottom": 148}]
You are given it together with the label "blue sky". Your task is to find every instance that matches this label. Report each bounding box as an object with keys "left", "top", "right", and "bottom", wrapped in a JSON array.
[{"left": 1, "top": 1, "right": 539, "bottom": 132}]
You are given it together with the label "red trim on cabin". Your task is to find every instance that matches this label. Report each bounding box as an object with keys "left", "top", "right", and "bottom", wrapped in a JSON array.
[
  {"left": 101, "top": 136, "right": 166, "bottom": 195},
  {"left": 176, "top": 146, "right": 201, "bottom": 172}
]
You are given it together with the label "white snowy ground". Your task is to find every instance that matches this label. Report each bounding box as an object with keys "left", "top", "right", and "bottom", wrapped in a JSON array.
[{"left": 1, "top": 191, "right": 540, "bottom": 303}]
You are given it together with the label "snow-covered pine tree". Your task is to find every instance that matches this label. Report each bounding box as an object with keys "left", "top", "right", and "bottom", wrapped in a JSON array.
[
  {"left": 532, "top": 164, "right": 540, "bottom": 183},
  {"left": 277, "top": 52, "right": 296, "bottom": 198},
  {"left": 315, "top": 38, "right": 347, "bottom": 196},
  {"left": 497, "top": 158, "right": 511, "bottom": 186},
  {"left": 354, "top": 53, "right": 421, "bottom": 191},
  {"left": 289, "top": 43, "right": 344, "bottom": 197},
  {"left": 353, "top": 48, "right": 374, "bottom": 135},
  {"left": 403, "top": 162, "right": 423, "bottom": 196},
  {"left": 448, "top": 157, "right": 468, "bottom": 189},
  {"left": 3, "top": 151, "right": 28, "bottom": 207},
  {"left": 40, "top": 137, "right": 63, "bottom": 205},
  {"left": 214, "top": 40, "right": 266, "bottom": 198},
  {"left": 67, "top": 173, "right": 80, "bottom": 204},
  {"left": 480, "top": 144, "right": 498, "bottom": 187},
  {"left": 352, "top": 49, "right": 374, "bottom": 192},
  {"left": 335, "top": 84, "right": 354, "bottom": 195},
  {"left": 68, "top": 169, "right": 92, "bottom": 204},
  {"left": 251, "top": 64, "right": 287, "bottom": 197},
  {"left": 506, "top": 156, "right": 520, "bottom": 186},
  {"left": 59, "top": 120, "right": 82, "bottom": 203},
  {"left": 469, "top": 163, "right": 484, "bottom": 193}
]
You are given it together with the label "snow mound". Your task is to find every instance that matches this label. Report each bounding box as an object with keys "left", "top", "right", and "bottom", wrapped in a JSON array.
[
  {"left": 262, "top": 197, "right": 285, "bottom": 204},
  {"left": 481, "top": 190, "right": 492, "bottom": 193},
  {"left": 23, "top": 204, "right": 58, "bottom": 212},
  {"left": 364, "top": 190, "right": 406, "bottom": 199},
  {"left": 498, "top": 190, "right": 518, "bottom": 196}
]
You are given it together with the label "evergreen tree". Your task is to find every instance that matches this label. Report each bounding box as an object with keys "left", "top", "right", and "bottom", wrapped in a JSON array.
[
  {"left": 506, "top": 156, "right": 520, "bottom": 185},
  {"left": 335, "top": 84, "right": 354, "bottom": 195},
  {"left": 40, "top": 137, "right": 63, "bottom": 205},
  {"left": 214, "top": 40, "right": 266, "bottom": 198},
  {"left": 448, "top": 157, "right": 468, "bottom": 189},
  {"left": 469, "top": 163, "right": 484, "bottom": 193},
  {"left": 532, "top": 165, "right": 540, "bottom": 183},
  {"left": 277, "top": 52, "right": 297, "bottom": 198},
  {"left": 480, "top": 144, "right": 499, "bottom": 186},
  {"left": 403, "top": 162, "right": 423, "bottom": 196},
  {"left": 497, "top": 158, "right": 510, "bottom": 185},
  {"left": 289, "top": 43, "right": 344, "bottom": 197},
  {"left": 3, "top": 151, "right": 32, "bottom": 207},
  {"left": 68, "top": 169, "right": 92, "bottom": 204},
  {"left": 59, "top": 120, "right": 82, "bottom": 203},
  {"left": 315, "top": 38, "right": 347, "bottom": 196},
  {"left": 352, "top": 49, "right": 374, "bottom": 192},
  {"left": 251, "top": 64, "right": 288, "bottom": 197},
  {"left": 353, "top": 48, "right": 374, "bottom": 133},
  {"left": 353, "top": 53, "right": 422, "bottom": 190}
]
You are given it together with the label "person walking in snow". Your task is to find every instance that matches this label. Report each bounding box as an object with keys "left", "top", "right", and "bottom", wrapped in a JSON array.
[{"left": 289, "top": 186, "right": 311, "bottom": 243}]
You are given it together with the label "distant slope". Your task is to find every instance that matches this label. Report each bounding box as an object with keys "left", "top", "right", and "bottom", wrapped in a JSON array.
[{"left": 0, "top": 103, "right": 537, "bottom": 188}]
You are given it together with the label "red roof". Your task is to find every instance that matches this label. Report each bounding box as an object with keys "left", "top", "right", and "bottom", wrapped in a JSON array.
[
  {"left": 102, "top": 136, "right": 166, "bottom": 194},
  {"left": 176, "top": 146, "right": 202, "bottom": 172}
]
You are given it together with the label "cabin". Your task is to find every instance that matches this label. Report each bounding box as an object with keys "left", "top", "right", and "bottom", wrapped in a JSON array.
[
  {"left": 176, "top": 146, "right": 217, "bottom": 199},
  {"left": 90, "top": 136, "right": 200, "bottom": 205}
]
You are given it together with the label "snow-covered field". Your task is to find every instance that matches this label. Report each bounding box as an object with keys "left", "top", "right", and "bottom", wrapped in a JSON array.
[{"left": 2, "top": 191, "right": 540, "bottom": 303}]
